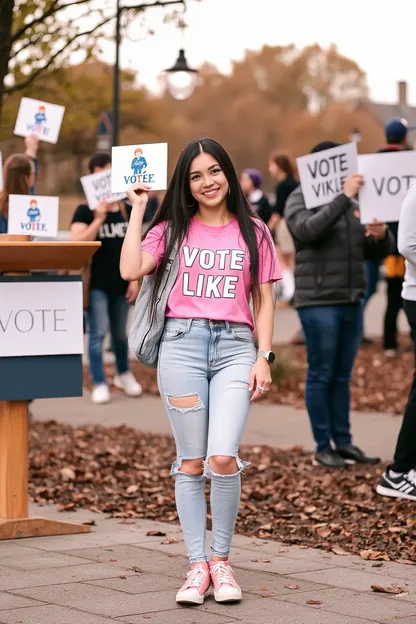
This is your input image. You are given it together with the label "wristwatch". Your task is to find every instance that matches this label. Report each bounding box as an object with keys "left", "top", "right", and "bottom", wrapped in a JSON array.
[{"left": 257, "top": 350, "right": 276, "bottom": 364}]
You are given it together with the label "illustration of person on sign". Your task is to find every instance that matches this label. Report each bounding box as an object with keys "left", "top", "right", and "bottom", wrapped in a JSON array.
[
  {"left": 27, "top": 200, "right": 41, "bottom": 222},
  {"left": 131, "top": 148, "right": 147, "bottom": 175},
  {"left": 34, "top": 105, "right": 47, "bottom": 129}
]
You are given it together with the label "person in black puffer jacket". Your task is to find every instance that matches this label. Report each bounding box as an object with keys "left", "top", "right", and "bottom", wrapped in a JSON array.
[{"left": 285, "top": 141, "right": 394, "bottom": 469}]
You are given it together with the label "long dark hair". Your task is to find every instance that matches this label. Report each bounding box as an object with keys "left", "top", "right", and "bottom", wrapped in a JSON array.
[
  {"left": 0, "top": 154, "right": 32, "bottom": 219},
  {"left": 145, "top": 138, "right": 273, "bottom": 314}
]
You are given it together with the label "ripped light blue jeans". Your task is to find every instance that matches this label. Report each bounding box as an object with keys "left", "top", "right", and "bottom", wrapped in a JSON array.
[{"left": 157, "top": 318, "right": 256, "bottom": 564}]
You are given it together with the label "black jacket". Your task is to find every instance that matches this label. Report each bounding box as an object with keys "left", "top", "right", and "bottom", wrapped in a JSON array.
[{"left": 285, "top": 187, "right": 394, "bottom": 309}]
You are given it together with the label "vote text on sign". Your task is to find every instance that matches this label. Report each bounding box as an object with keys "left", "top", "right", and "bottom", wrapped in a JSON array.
[
  {"left": 358, "top": 151, "right": 416, "bottom": 224},
  {"left": 111, "top": 142, "right": 168, "bottom": 193},
  {"left": 297, "top": 142, "right": 358, "bottom": 209},
  {"left": 0, "top": 281, "right": 83, "bottom": 357},
  {"left": 81, "top": 169, "right": 126, "bottom": 209}
]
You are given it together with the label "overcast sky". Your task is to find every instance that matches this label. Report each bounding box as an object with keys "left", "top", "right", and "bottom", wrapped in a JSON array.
[{"left": 98, "top": 0, "right": 415, "bottom": 104}]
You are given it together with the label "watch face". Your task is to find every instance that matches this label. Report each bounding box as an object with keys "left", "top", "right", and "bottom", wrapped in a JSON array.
[{"left": 268, "top": 352, "right": 276, "bottom": 364}]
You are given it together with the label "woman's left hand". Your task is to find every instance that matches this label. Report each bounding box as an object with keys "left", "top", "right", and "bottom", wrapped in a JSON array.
[
  {"left": 125, "top": 280, "right": 140, "bottom": 304},
  {"left": 249, "top": 358, "right": 272, "bottom": 403}
]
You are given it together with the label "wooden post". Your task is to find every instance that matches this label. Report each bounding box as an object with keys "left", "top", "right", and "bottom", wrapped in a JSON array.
[
  {"left": 0, "top": 401, "right": 29, "bottom": 519},
  {"left": 0, "top": 238, "right": 101, "bottom": 540}
]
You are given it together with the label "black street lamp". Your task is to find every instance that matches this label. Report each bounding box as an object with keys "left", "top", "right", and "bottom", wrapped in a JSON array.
[
  {"left": 164, "top": 48, "right": 198, "bottom": 100},
  {"left": 112, "top": 0, "right": 198, "bottom": 146}
]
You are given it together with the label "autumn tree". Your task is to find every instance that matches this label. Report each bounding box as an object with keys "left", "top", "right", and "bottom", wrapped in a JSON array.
[
  {"left": 163, "top": 44, "right": 370, "bottom": 186},
  {"left": 0, "top": 0, "right": 191, "bottom": 120}
]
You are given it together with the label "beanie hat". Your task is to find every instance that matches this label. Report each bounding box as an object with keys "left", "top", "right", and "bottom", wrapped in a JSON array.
[
  {"left": 385, "top": 118, "right": 408, "bottom": 143},
  {"left": 243, "top": 168, "right": 263, "bottom": 189}
]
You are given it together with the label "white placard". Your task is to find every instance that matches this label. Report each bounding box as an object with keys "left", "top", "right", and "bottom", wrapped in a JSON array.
[
  {"left": 358, "top": 151, "right": 416, "bottom": 224},
  {"left": 14, "top": 97, "right": 65, "bottom": 144},
  {"left": 81, "top": 169, "right": 126, "bottom": 209},
  {"left": 297, "top": 142, "right": 358, "bottom": 209},
  {"left": 8, "top": 194, "right": 59, "bottom": 239},
  {"left": 0, "top": 281, "right": 83, "bottom": 357},
  {"left": 111, "top": 142, "right": 168, "bottom": 193},
  {"left": 0, "top": 152, "right": 3, "bottom": 193}
]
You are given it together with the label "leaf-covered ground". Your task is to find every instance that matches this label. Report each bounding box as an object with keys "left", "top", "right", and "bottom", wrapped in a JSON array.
[{"left": 30, "top": 421, "right": 416, "bottom": 563}]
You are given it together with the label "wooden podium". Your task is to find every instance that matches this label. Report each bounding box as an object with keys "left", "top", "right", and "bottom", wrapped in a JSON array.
[{"left": 0, "top": 239, "right": 100, "bottom": 540}]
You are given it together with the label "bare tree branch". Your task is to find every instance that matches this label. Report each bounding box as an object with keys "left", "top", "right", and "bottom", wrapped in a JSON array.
[
  {"left": 6, "top": 14, "right": 114, "bottom": 95},
  {"left": 11, "top": 6, "right": 105, "bottom": 59},
  {"left": 11, "top": 0, "right": 93, "bottom": 43}
]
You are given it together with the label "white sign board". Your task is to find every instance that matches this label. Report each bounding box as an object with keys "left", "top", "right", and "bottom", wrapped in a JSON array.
[
  {"left": 297, "top": 142, "right": 358, "bottom": 209},
  {"left": 111, "top": 142, "right": 168, "bottom": 193},
  {"left": 14, "top": 97, "right": 65, "bottom": 144},
  {"left": 81, "top": 169, "right": 126, "bottom": 209},
  {"left": 0, "top": 281, "right": 83, "bottom": 357},
  {"left": 0, "top": 152, "right": 3, "bottom": 192},
  {"left": 358, "top": 151, "right": 416, "bottom": 224},
  {"left": 8, "top": 194, "right": 59, "bottom": 239}
]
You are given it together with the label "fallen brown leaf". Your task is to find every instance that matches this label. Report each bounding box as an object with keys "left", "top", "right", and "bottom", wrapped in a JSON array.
[
  {"left": 371, "top": 584, "right": 407, "bottom": 594},
  {"left": 161, "top": 537, "right": 181, "bottom": 545},
  {"left": 331, "top": 546, "right": 349, "bottom": 556},
  {"left": 360, "top": 550, "right": 390, "bottom": 561},
  {"left": 307, "top": 599, "right": 323, "bottom": 605},
  {"left": 146, "top": 531, "right": 166, "bottom": 537},
  {"left": 285, "top": 584, "right": 300, "bottom": 590}
]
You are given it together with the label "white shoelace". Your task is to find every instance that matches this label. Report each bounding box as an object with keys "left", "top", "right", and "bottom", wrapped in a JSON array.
[
  {"left": 407, "top": 469, "right": 416, "bottom": 487},
  {"left": 211, "top": 562, "right": 234, "bottom": 585},
  {"left": 185, "top": 565, "right": 207, "bottom": 589}
]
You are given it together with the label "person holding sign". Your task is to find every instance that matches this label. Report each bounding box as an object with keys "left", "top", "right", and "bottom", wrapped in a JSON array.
[
  {"left": 379, "top": 119, "right": 410, "bottom": 356},
  {"left": 285, "top": 141, "right": 394, "bottom": 469},
  {"left": 120, "top": 138, "right": 281, "bottom": 606},
  {"left": 377, "top": 183, "right": 416, "bottom": 501},
  {"left": 0, "top": 135, "right": 40, "bottom": 233},
  {"left": 71, "top": 152, "right": 142, "bottom": 405}
]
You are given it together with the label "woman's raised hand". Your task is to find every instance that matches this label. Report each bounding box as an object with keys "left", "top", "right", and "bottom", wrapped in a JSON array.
[{"left": 126, "top": 182, "right": 151, "bottom": 211}]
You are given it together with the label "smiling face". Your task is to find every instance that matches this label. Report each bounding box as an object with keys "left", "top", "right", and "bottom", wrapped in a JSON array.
[{"left": 188, "top": 152, "right": 229, "bottom": 211}]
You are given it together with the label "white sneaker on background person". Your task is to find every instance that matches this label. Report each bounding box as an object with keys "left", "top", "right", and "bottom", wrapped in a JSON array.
[
  {"left": 114, "top": 371, "right": 143, "bottom": 397},
  {"left": 91, "top": 383, "right": 111, "bottom": 404}
]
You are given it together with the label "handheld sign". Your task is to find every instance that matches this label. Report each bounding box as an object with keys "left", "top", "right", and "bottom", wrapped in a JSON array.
[
  {"left": 0, "top": 152, "right": 3, "bottom": 192},
  {"left": 111, "top": 142, "right": 168, "bottom": 193},
  {"left": 297, "top": 142, "right": 358, "bottom": 209},
  {"left": 81, "top": 169, "right": 126, "bottom": 209},
  {"left": 8, "top": 194, "right": 59, "bottom": 239},
  {"left": 14, "top": 97, "right": 65, "bottom": 144},
  {"left": 358, "top": 151, "right": 416, "bottom": 224}
]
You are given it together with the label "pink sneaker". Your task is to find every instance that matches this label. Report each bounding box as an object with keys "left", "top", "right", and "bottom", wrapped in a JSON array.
[
  {"left": 209, "top": 560, "right": 242, "bottom": 603},
  {"left": 176, "top": 565, "right": 210, "bottom": 605}
]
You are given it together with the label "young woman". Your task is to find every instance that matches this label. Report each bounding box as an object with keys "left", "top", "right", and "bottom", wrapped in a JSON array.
[
  {"left": 0, "top": 135, "right": 39, "bottom": 232},
  {"left": 71, "top": 152, "right": 142, "bottom": 404},
  {"left": 120, "top": 138, "right": 280, "bottom": 606}
]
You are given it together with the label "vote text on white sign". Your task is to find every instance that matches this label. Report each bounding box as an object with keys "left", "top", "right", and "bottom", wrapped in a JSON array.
[
  {"left": 358, "top": 151, "right": 416, "bottom": 224},
  {"left": 111, "top": 142, "right": 168, "bottom": 193},
  {"left": 297, "top": 142, "right": 358, "bottom": 209},
  {"left": 14, "top": 97, "right": 65, "bottom": 144},
  {"left": 81, "top": 169, "right": 126, "bottom": 209},
  {"left": 0, "top": 281, "right": 83, "bottom": 357},
  {"left": 8, "top": 194, "right": 59, "bottom": 238}
]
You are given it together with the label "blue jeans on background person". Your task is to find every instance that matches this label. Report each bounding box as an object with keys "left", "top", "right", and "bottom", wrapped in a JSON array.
[
  {"left": 88, "top": 289, "right": 130, "bottom": 386},
  {"left": 158, "top": 318, "right": 255, "bottom": 564},
  {"left": 298, "top": 304, "right": 362, "bottom": 452}
]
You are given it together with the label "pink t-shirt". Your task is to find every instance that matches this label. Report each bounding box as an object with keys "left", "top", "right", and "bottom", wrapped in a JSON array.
[{"left": 142, "top": 217, "right": 281, "bottom": 330}]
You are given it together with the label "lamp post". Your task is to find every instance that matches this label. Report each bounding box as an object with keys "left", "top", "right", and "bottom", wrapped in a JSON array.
[{"left": 112, "top": 0, "right": 198, "bottom": 147}]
